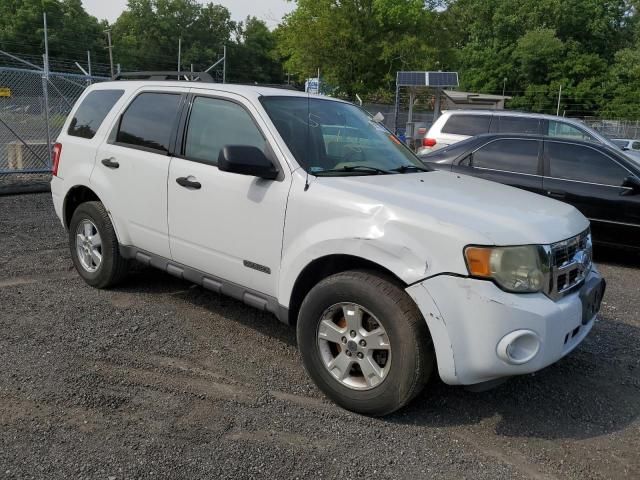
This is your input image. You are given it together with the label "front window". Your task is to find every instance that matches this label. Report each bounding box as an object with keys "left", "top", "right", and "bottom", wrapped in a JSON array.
[
  {"left": 184, "top": 97, "right": 265, "bottom": 165},
  {"left": 260, "top": 97, "right": 427, "bottom": 176}
]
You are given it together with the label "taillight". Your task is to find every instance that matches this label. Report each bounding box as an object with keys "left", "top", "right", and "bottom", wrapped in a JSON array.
[
  {"left": 422, "top": 138, "right": 437, "bottom": 148},
  {"left": 52, "top": 143, "right": 62, "bottom": 176}
]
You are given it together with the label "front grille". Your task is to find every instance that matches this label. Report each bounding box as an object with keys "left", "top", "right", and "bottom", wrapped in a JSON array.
[{"left": 548, "top": 229, "right": 592, "bottom": 300}]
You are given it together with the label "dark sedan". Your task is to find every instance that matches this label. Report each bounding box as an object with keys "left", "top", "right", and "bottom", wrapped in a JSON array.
[{"left": 419, "top": 134, "right": 640, "bottom": 250}]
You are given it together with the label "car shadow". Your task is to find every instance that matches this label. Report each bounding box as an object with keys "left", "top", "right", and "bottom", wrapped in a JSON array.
[
  {"left": 113, "top": 264, "right": 639, "bottom": 441},
  {"left": 113, "top": 264, "right": 297, "bottom": 347},
  {"left": 386, "top": 312, "right": 640, "bottom": 440},
  {"left": 595, "top": 245, "right": 640, "bottom": 269}
]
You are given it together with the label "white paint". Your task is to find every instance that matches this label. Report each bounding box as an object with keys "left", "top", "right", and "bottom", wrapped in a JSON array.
[{"left": 51, "top": 81, "right": 599, "bottom": 388}]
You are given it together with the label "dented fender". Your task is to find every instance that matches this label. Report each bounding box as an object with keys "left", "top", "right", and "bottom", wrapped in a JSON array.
[
  {"left": 277, "top": 172, "right": 478, "bottom": 309},
  {"left": 406, "top": 281, "right": 458, "bottom": 384}
]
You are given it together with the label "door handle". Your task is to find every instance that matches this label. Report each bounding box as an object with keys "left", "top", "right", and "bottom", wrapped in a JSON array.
[
  {"left": 176, "top": 176, "right": 201, "bottom": 190},
  {"left": 546, "top": 189, "right": 566, "bottom": 199},
  {"left": 101, "top": 157, "right": 119, "bottom": 169}
]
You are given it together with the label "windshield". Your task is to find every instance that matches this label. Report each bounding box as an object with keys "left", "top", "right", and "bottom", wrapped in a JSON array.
[{"left": 260, "top": 96, "right": 427, "bottom": 176}]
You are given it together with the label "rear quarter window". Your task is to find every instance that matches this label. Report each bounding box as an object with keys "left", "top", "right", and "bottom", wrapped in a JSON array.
[
  {"left": 441, "top": 114, "right": 491, "bottom": 136},
  {"left": 68, "top": 89, "right": 124, "bottom": 139},
  {"left": 493, "top": 116, "right": 540, "bottom": 134}
]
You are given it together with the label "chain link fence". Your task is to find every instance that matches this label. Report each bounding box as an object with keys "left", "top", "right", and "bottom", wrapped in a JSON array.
[
  {"left": 0, "top": 63, "right": 106, "bottom": 193},
  {"left": 581, "top": 118, "right": 640, "bottom": 140}
]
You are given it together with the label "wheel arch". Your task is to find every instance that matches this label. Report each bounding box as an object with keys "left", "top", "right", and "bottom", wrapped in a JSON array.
[
  {"left": 285, "top": 254, "right": 407, "bottom": 326},
  {"left": 63, "top": 185, "right": 101, "bottom": 229}
]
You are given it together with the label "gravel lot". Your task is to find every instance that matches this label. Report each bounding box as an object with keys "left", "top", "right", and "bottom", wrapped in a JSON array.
[{"left": 1, "top": 193, "right": 639, "bottom": 479}]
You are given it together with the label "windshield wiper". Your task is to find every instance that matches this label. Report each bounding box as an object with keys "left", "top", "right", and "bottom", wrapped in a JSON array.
[
  {"left": 314, "top": 165, "right": 396, "bottom": 176},
  {"left": 392, "top": 164, "right": 431, "bottom": 173}
]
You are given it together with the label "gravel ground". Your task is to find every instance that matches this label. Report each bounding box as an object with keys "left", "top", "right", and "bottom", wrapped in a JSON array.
[{"left": 0, "top": 193, "right": 639, "bottom": 480}]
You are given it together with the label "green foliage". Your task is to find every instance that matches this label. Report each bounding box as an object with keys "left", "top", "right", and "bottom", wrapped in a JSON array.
[
  {"left": 0, "top": 0, "right": 106, "bottom": 58},
  {"left": 275, "top": 0, "right": 640, "bottom": 117},
  {"left": 0, "top": 0, "right": 282, "bottom": 83},
  {"left": 277, "top": 0, "right": 448, "bottom": 96},
  {"left": 112, "top": 0, "right": 235, "bottom": 71},
  {"left": 228, "top": 16, "right": 284, "bottom": 84},
  {"left": 2, "top": 0, "right": 640, "bottom": 118},
  {"left": 443, "top": 0, "right": 636, "bottom": 117}
]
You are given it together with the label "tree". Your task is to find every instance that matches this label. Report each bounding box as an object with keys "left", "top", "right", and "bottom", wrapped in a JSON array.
[
  {"left": 0, "top": 0, "right": 105, "bottom": 60},
  {"left": 111, "top": 0, "right": 235, "bottom": 71},
  {"left": 277, "top": 0, "right": 448, "bottom": 96},
  {"left": 443, "top": 0, "right": 636, "bottom": 116},
  {"left": 229, "top": 17, "right": 283, "bottom": 84}
]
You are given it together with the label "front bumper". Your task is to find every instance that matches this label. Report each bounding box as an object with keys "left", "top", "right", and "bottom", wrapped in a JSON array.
[{"left": 407, "top": 267, "right": 604, "bottom": 385}]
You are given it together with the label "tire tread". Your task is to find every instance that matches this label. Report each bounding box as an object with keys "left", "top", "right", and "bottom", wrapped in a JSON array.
[{"left": 69, "top": 201, "right": 128, "bottom": 289}]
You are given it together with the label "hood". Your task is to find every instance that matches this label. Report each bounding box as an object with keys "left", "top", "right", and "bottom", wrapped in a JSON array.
[{"left": 318, "top": 170, "right": 589, "bottom": 246}]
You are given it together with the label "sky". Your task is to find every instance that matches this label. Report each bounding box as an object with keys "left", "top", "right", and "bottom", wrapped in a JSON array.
[{"left": 81, "top": 0, "right": 295, "bottom": 28}]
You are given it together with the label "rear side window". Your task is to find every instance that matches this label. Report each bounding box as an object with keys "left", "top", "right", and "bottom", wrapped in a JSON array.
[
  {"left": 632, "top": 141, "right": 640, "bottom": 150},
  {"left": 547, "top": 142, "right": 628, "bottom": 186},
  {"left": 441, "top": 114, "right": 491, "bottom": 136},
  {"left": 492, "top": 116, "right": 540, "bottom": 135},
  {"left": 472, "top": 139, "right": 540, "bottom": 175},
  {"left": 184, "top": 97, "right": 265, "bottom": 165},
  {"left": 116, "top": 92, "right": 182, "bottom": 153},
  {"left": 68, "top": 89, "right": 123, "bottom": 139},
  {"left": 547, "top": 121, "right": 593, "bottom": 141}
]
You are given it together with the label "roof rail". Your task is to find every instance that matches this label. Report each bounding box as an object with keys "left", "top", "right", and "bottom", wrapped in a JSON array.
[{"left": 114, "top": 71, "right": 214, "bottom": 82}]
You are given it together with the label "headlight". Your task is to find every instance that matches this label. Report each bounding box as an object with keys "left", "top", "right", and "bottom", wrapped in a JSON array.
[{"left": 464, "top": 245, "right": 550, "bottom": 293}]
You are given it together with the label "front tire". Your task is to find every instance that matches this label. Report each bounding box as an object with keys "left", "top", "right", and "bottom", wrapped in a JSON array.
[
  {"left": 297, "top": 270, "right": 434, "bottom": 416},
  {"left": 69, "top": 201, "right": 128, "bottom": 288}
]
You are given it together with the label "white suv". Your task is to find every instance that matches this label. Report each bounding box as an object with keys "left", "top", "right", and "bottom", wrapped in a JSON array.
[
  {"left": 51, "top": 78, "right": 605, "bottom": 415},
  {"left": 417, "top": 109, "right": 629, "bottom": 157}
]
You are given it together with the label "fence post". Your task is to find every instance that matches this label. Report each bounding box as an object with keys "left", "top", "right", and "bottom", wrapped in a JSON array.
[{"left": 42, "top": 13, "right": 52, "bottom": 167}]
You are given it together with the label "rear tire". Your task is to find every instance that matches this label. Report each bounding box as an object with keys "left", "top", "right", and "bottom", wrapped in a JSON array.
[
  {"left": 69, "top": 201, "right": 128, "bottom": 288},
  {"left": 297, "top": 270, "right": 434, "bottom": 416}
]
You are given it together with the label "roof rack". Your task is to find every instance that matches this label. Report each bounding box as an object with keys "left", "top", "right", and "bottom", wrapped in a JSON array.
[{"left": 114, "top": 71, "right": 214, "bottom": 82}]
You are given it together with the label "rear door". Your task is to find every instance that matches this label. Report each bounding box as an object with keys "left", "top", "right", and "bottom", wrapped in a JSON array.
[
  {"left": 542, "top": 140, "right": 640, "bottom": 247},
  {"left": 91, "top": 88, "right": 188, "bottom": 258},
  {"left": 452, "top": 138, "right": 543, "bottom": 194}
]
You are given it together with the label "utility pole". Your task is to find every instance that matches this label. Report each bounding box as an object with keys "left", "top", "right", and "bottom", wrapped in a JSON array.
[
  {"left": 42, "top": 13, "right": 52, "bottom": 166},
  {"left": 556, "top": 84, "right": 562, "bottom": 116},
  {"left": 433, "top": 88, "right": 442, "bottom": 122},
  {"left": 502, "top": 77, "right": 507, "bottom": 98},
  {"left": 222, "top": 45, "right": 226, "bottom": 83},
  {"left": 104, "top": 29, "right": 114, "bottom": 79},
  {"left": 177, "top": 37, "right": 182, "bottom": 76},
  {"left": 87, "top": 50, "right": 92, "bottom": 78}
]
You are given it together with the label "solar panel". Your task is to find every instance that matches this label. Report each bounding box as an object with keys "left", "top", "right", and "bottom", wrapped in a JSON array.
[
  {"left": 396, "top": 71, "right": 459, "bottom": 87},
  {"left": 396, "top": 71, "right": 426, "bottom": 86},
  {"left": 426, "top": 72, "right": 459, "bottom": 87}
]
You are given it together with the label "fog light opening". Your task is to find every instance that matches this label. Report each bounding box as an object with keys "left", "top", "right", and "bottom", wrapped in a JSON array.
[{"left": 497, "top": 330, "right": 541, "bottom": 365}]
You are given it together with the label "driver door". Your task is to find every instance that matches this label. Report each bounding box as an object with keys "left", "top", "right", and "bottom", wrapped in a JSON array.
[{"left": 167, "top": 92, "right": 291, "bottom": 296}]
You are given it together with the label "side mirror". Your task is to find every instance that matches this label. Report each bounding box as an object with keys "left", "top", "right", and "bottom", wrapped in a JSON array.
[
  {"left": 218, "top": 145, "right": 278, "bottom": 180},
  {"left": 372, "top": 112, "right": 385, "bottom": 123},
  {"left": 622, "top": 176, "right": 640, "bottom": 195}
]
